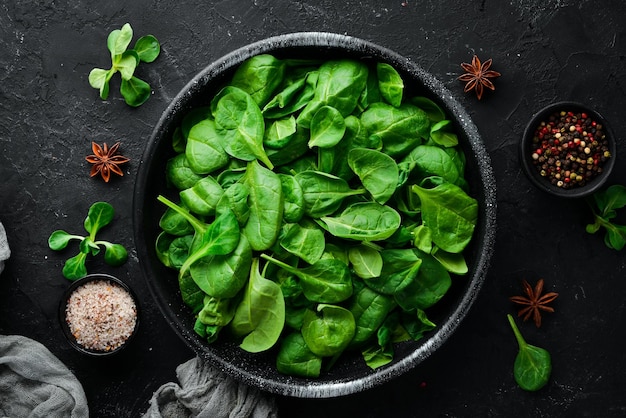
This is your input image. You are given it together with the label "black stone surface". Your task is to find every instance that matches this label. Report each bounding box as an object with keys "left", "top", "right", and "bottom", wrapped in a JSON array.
[{"left": 1, "top": 1, "right": 625, "bottom": 416}]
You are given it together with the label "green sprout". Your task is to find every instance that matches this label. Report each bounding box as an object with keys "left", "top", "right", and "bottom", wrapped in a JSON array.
[
  {"left": 88, "top": 23, "right": 160, "bottom": 107},
  {"left": 48, "top": 202, "right": 128, "bottom": 280}
]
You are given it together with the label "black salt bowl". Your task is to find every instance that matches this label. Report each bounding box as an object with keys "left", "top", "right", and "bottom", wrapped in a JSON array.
[
  {"left": 133, "top": 32, "right": 497, "bottom": 397},
  {"left": 59, "top": 273, "right": 140, "bottom": 357},
  {"left": 520, "top": 101, "right": 616, "bottom": 198}
]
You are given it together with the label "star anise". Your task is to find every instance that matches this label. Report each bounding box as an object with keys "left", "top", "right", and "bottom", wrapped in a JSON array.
[
  {"left": 509, "top": 279, "right": 558, "bottom": 328},
  {"left": 458, "top": 55, "right": 501, "bottom": 100},
  {"left": 85, "top": 141, "right": 130, "bottom": 183}
]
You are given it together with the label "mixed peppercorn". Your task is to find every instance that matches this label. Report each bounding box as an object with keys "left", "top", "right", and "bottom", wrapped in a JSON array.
[{"left": 530, "top": 110, "right": 611, "bottom": 189}]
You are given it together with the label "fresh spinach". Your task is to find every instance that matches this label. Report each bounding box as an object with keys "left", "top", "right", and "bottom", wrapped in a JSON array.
[
  {"left": 48, "top": 202, "right": 128, "bottom": 280},
  {"left": 153, "top": 54, "right": 480, "bottom": 378},
  {"left": 507, "top": 314, "right": 552, "bottom": 391},
  {"left": 88, "top": 23, "right": 160, "bottom": 107},
  {"left": 586, "top": 184, "right": 626, "bottom": 250}
]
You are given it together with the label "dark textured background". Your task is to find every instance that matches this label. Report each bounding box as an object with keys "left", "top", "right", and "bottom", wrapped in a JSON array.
[{"left": 1, "top": 1, "right": 625, "bottom": 416}]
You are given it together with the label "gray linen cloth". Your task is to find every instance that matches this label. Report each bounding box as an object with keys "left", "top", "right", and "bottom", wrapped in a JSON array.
[
  {"left": 0, "top": 222, "right": 9, "bottom": 275},
  {"left": 0, "top": 335, "right": 89, "bottom": 418},
  {"left": 143, "top": 356, "right": 278, "bottom": 418}
]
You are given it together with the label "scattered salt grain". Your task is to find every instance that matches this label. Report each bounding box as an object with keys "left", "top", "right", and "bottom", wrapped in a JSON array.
[{"left": 65, "top": 279, "right": 137, "bottom": 352}]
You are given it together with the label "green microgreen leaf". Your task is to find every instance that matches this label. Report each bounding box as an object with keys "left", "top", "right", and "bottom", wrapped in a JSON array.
[
  {"left": 120, "top": 76, "right": 151, "bottom": 107},
  {"left": 90, "top": 23, "right": 160, "bottom": 107},
  {"left": 114, "top": 50, "right": 139, "bottom": 80},
  {"left": 107, "top": 22, "right": 133, "bottom": 58},
  {"left": 134, "top": 35, "right": 161, "bottom": 63}
]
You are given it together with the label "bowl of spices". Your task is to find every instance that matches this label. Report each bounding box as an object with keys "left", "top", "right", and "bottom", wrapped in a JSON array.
[
  {"left": 520, "top": 101, "right": 616, "bottom": 198},
  {"left": 60, "top": 273, "right": 139, "bottom": 356}
]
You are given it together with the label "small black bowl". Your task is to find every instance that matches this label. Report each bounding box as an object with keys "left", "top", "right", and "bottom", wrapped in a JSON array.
[
  {"left": 59, "top": 273, "right": 139, "bottom": 356},
  {"left": 520, "top": 101, "right": 616, "bottom": 198}
]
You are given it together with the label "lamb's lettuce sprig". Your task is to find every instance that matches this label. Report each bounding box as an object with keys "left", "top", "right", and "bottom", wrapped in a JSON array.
[{"left": 88, "top": 23, "right": 160, "bottom": 107}]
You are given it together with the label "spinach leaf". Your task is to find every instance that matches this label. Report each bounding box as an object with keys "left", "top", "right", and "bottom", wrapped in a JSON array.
[
  {"left": 411, "top": 180, "right": 477, "bottom": 253},
  {"left": 278, "top": 174, "right": 305, "bottom": 223},
  {"left": 298, "top": 59, "right": 368, "bottom": 127},
  {"left": 430, "top": 119, "right": 459, "bottom": 147},
  {"left": 276, "top": 332, "right": 322, "bottom": 378},
  {"left": 279, "top": 222, "right": 326, "bottom": 265},
  {"left": 586, "top": 184, "right": 626, "bottom": 251},
  {"left": 347, "top": 284, "right": 395, "bottom": 348},
  {"left": 295, "top": 171, "right": 365, "bottom": 218},
  {"left": 410, "top": 96, "right": 446, "bottom": 122},
  {"left": 159, "top": 206, "right": 194, "bottom": 236},
  {"left": 394, "top": 250, "right": 451, "bottom": 310},
  {"left": 166, "top": 154, "right": 204, "bottom": 190},
  {"left": 507, "top": 314, "right": 552, "bottom": 391},
  {"left": 264, "top": 116, "right": 297, "bottom": 149},
  {"left": 217, "top": 182, "right": 250, "bottom": 225},
  {"left": 360, "top": 102, "right": 429, "bottom": 158},
  {"left": 398, "top": 145, "right": 460, "bottom": 187},
  {"left": 301, "top": 304, "right": 356, "bottom": 357},
  {"left": 230, "top": 54, "right": 286, "bottom": 108},
  {"left": 261, "top": 254, "right": 353, "bottom": 304},
  {"left": 213, "top": 87, "right": 274, "bottom": 169},
  {"left": 348, "top": 244, "right": 383, "bottom": 279},
  {"left": 179, "top": 176, "right": 224, "bottom": 217},
  {"left": 178, "top": 271, "right": 204, "bottom": 313},
  {"left": 178, "top": 208, "right": 241, "bottom": 278},
  {"left": 348, "top": 147, "right": 399, "bottom": 204},
  {"left": 318, "top": 202, "right": 401, "bottom": 242},
  {"left": 263, "top": 71, "right": 319, "bottom": 119},
  {"left": 231, "top": 258, "right": 285, "bottom": 353},
  {"left": 185, "top": 119, "right": 229, "bottom": 174},
  {"left": 376, "top": 62, "right": 404, "bottom": 107},
  {"left": 432, "top": 247, "right": 468, "bottom": 275},
  {"left": 364, "top": 249, "right": 422, "bottom": 295},
  {"left": 189, "top": 233, "right": 252, "bottom": 299},
  {"left": 308, "top": 106, "right": 346, "bottom": 149},
  {"left": 243, "top": 160, "right": 284, "bottom": 251}
]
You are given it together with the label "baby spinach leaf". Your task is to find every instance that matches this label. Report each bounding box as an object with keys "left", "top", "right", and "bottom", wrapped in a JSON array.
[
  {"left": 364, "top": 249, "right": 422, "bottom": 295},
  {"left": 586, "top": 184, "right": 626, "bottom": 251},
  {"left": 276, "top": 332, "right": 322, "bottom": 378},
  {"left": 261, "top": 254, "right": 353, "bottom": 304},
  {"left": 298, "top": 59, "right": 368, "bottom": 127},
  {"left": 348, "top": 245, "right": 383, "bottom": 279},
  {"left": 399, "top": 145, "right": 460, "bottom": 186},
  {"left": 264, "top": 116, "right": 297, "bottom": 149},
  {"left": 166, "top": 154, "right": 204, "bottom": 190},
  {"left": 360, "top": 102, "right": 429, "bottom": 158},
  {"left": 410, "top": 96, "right": 446, "bottom": 123},
  {"left": 412, "top": 224, "right": 433, "bottom": 253},
  {"left": 185, "top": 119, "right": 229, "bottom": 174},
  {"left": 507, "top": 314, "right": 552, "bottom": 391},
  {"left": 347, "top": 285, "right": 395, "bottom": 348},
  {"left": 411, "top": 181, "right": 477, "bottom": 253},
  {"left": 278, "top": 174, "right": 305, "bottom": 223},
  {"left": 432, "top": 247, "right": 469, "bottom": 275},
  {"left": 263, "top": 71, "right": 318, "bottom": 119},
  {"left": 295, "top": 171, "right": 366, "bottom": 218},
  {"left": 308, "top": 106, "right": 346, "bottom": 149},
  {"left": 279, "top": 222, "right": 326, "bottom": 265},
  {"left": 179, "top": 208, "right": 241, "bottom": 278},
  {"left": 401, "top": 309, "right": 436, "bottom": 341},
  {"left": 159, "top": 207, "right": 194, "bottom": 236},
  {"left": 302, "top": 304, "right": 356, "bottom": 357},
  {"left": 179, "top": 176, "right": 224, "bottom": 217},
  {"left": 167, "top": 235, "right": 193, "bottom": 269},
  {"left": 243, "top": 160, "right": 283, "bottom": 251},
  {"left": 213, "top": 87, "right": 274, "bottom": 169},
  {"left": 178, "top": 271, "right": 204, "bottom": 313},
  {"left": 189, "top": 233, "right": 252, "bottom": 299},
  {"left": 230, "top": 54, "right": 286, "bottom": 108},
  {"left": 155, "top": 232, "right": 175, "bottom": 268},
  {"left": 198, "top": 296, "right": 235, "bottom": 328},
  {"left": 394, "top": 251, "right": 451, "bottom": 310},
  {"left": 318, "top": 202, "right": 401, "bottom": 242},
  {"left": 430, "top": 119, "right": 459, "bottom": 147},
  {"left": 231, "top": 258, "right": 285, "bottom": 353},
  {"left": 217, "top": 182, "right": 250, "bottom": 225},
  {"left": 376, "top": 62, "right": 404, "bottom": 108},
  {"left": 348, "top": 147, "right": 399, "bottom": 204}
]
